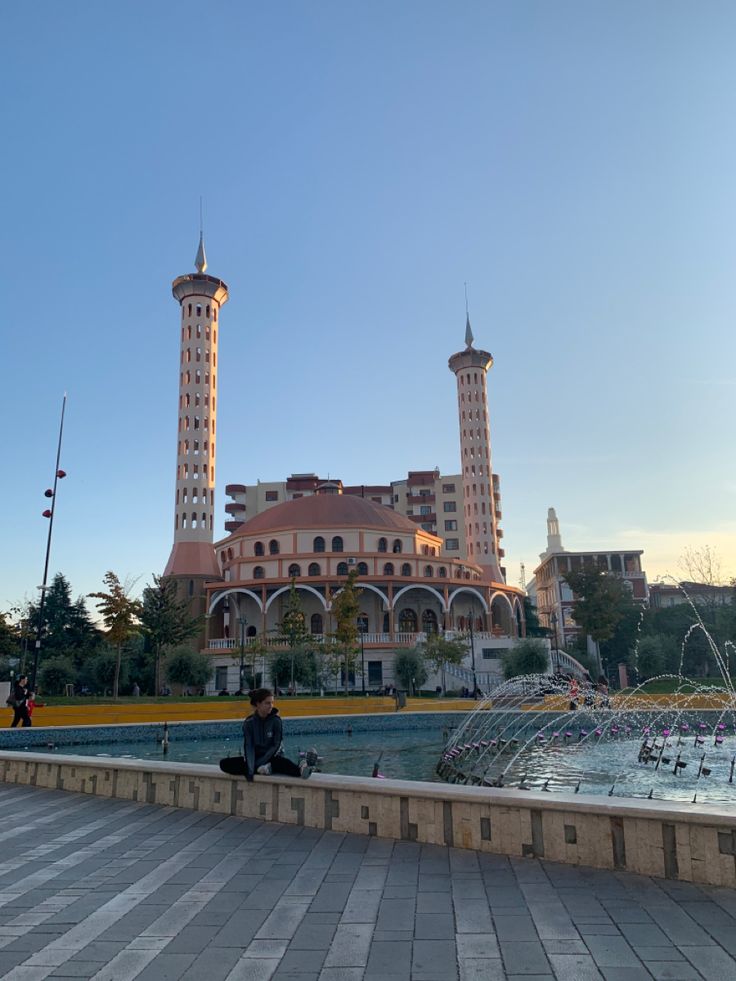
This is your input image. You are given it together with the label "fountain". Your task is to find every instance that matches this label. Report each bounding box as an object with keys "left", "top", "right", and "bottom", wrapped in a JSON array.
[{"left": 437, "top": 591, "right": 736, "bottom": 803}]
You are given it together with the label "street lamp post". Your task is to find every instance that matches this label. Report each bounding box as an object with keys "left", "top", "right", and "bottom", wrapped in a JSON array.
[
  {"left": 467, "top": 608, "right": 477, "bottom": 697},
  {"left": 550, "top": 611, "right": 559, "bottom": 672},
  {"left": 359, "top": 624, "right": 366, "bottom": 695},
  {"left": 237, "top": 616, "right": 247, "bottom": 693},
  {"left": 32, "top": 395, "right": 68, "bottom": 691}
]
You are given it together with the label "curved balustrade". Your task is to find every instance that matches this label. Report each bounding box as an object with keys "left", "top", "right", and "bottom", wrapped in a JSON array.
[{"left": 206, "top": 629, "right": 512, "bottom": 652}]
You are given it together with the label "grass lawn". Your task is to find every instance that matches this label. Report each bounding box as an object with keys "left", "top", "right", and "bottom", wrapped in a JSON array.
[{"left": 621, "top": 676, "right": 735, "bottom": 694}]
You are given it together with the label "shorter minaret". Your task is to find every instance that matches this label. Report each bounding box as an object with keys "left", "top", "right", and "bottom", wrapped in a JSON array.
[
  {"left": 164, "top": 234, "right": 229, "bottom": 590},
  {"left": 543, "top": 507, "right": 565, "bottom": 556},
  {"left": 448, "top": 308, "right": 504, "bottom": 582}
]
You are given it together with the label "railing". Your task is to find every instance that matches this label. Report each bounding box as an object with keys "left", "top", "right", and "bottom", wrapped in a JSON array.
[
  {"left": 207, "top": 629, "right": 512, "bottom": 651},
  {"left": 550, "top": 648, "right": 589, "bottom": 679}
]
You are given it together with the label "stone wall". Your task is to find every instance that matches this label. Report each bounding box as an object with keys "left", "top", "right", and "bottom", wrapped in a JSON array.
[{"left": 2, "top": 751, "right": 735, "bottom": 887}]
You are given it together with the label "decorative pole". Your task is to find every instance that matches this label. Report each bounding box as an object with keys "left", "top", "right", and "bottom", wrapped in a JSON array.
[{"left": 32, "top": 394, "right": 68, "bottom": 690}]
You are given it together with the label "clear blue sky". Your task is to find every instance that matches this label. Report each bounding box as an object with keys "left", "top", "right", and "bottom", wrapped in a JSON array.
[{"left": 2, "top": 0, "right": 735, "bottom": 613}]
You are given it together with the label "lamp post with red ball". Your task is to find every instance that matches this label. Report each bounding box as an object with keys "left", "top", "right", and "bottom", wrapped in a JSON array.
[{"left": 31, "top": 395, "right": 68, "bottom": 691}]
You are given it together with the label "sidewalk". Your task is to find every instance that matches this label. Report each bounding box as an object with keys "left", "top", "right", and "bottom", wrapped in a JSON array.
[{"left": 0, "top": 784, "right": 734, "bottom": 980}]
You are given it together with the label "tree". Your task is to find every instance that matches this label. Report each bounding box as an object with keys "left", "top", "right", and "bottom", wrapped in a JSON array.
[
  {"left": 274, "top": 581, "right": 314, "bottom": 691},
  {"left": 140, "top": 575, "right": 201, "bottom": 695},
  {"left": 86, "top": 645, "right": 131, "bottom": 694},
  {"left": 328, "top": 570, "right": 363, "bottom": 693},
  {"left": 522, "top": 596, "right": 549, "bottom": 638},
  {"left": 270, "top": 649, "right": 314, "bottom": 689},
  {"left": 417, "top": 633, "right": 466, "bottom": 693},
  {"left": 89, "top": 572, "right": 142, "bottom": 698},
  {"left": 0, "top": 612, "right": 18, "bottom": 660},
  {"left": 26, "top": 574, "right": 102, "bottom": 666},
  {"left": 502, "top": 639, "right": 549, "bottom": 680},
  {"left": 563, "top": 568, "right": 638, "bottom": 671},
  {"left": 393, "top": 649, "right": 428, "bottom": 695},
  {"left": 627, "top": 635, "right": 668, "bottom": 682},
  {"left": 38, "top": 656, "right": 77, "bottom": 695},
  {"left": 165, "top": 647, "right": 213, "bottom": 690}
]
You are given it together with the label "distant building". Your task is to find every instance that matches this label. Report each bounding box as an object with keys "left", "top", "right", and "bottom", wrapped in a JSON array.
[
  {"left": 530, "top": 508, "right": 649, "bottom": 649},
  {"left": 649, "top": 582, "right": 733, "bottom": 609},
  {"left": 225, "top": 468, "right": 497, "bottom": 566}
]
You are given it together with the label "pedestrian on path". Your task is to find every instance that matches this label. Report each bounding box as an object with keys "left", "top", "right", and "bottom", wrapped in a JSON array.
[{"left": 7, "top": 674, "right": 32, "bottom": 728}]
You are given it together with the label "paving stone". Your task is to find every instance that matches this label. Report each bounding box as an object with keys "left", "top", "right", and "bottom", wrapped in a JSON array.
[
  {"left": 598, "top": 968, "right": 653, "bottom": 981},
  {"left": 493, "top": 913, "right": 539, "bottom": 940},
  {"left": 365, "top": 939, "right": 412, "bottom": 976},
  {"left": 500, "top": 940, "right": 550, "bottom": 974},
  {"left": 547, "top": 953, "right": 604, "bottom": 980},
  {"left": 458, "top": 959, "right": 506, "bottom": 981},
  {"left": 618, "top": 922, "right": 672, "bottom": 947},
  {"left": 414, "top": 912, "right": 455, "bottom": 939},
  {"left": 46, "top": 963, "right": 107, "bottom": 978},
  {"left": 134, "top": 952, "right": 198, "bottom": 980},
  {"left": 289, "top": 922, "right": 337, "bottom": 950},
  {"left": 645, "top": 965, "right": 702, "bottom": 980},
  {"left": 456, "top": 933, "right": 500, "bottom": 959},
  {"left": 680, "top": 943, "right": 736, "bottom": 978},
  {"left": 584, "top": 936, "right": 643, "bottom": 968},
  {"left": 411, "top": 938, "right": 458, "bottom": 980}
]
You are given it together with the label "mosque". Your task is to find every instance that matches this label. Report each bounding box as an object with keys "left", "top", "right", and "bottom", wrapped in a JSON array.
[{"left": 163, "top": 237, "right": 526, "bottom": 692}]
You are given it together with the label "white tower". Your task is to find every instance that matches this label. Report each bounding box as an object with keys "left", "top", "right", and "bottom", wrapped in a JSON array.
[
  {"left": 543, "top": 507, "right": 564, "bottom": 556},
  {"left": 164, "top": 234, "right": 229, "bottom": 585},
  {"left": 448, "top": 313, "right": 505, "bottom": 582}
]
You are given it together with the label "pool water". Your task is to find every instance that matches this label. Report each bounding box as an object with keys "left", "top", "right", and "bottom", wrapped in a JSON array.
[{"left": 37, "top": 729, "right": 445, "bottom": 782}]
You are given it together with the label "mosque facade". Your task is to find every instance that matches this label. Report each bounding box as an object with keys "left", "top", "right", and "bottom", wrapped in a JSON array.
[{"left": 164, "top": 240, "right": 526, "bottom": 692}]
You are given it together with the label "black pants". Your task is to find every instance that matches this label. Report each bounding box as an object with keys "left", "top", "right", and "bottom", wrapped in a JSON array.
[
  {"left": 219, "top": 754, "right": 300, "bottom": 779},
  {"left": 10, "top": 707, "right": 31, "bottom": 728}
]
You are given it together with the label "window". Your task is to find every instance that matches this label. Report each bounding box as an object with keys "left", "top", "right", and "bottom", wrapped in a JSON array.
[
  {"left": 331, "top": 536, "right": 344, "bottom": 553},
  {"left": 383, "top": 562, "right": 394, "bottom": 575},
  {"left": 421, "top": 523, "right": 433, "bottom": 531},
  {"left": 308, "top": 562, "right": 321, "bottom": 576},
  {"left": 357, "top": 614, "right": 369, "bottom": 633},
  {"left": 392, "top": 539, "right": 402, "bottom": 554},
  {"left": 442, "top": 483, "right": 456, "bottom": 493},
  {"left": 446, "top": 538, "right": 460, "bottom": 550},
  {"left": 401, "top": 563, "right": 411, "bottom": 576},
  {"left": 268, "top": 539, "right": 280, "bottom": 555},
  {"left": 438, "top": 566, "right": 447, "bottom": 577},
  {"left": 357, "top": 562, "right": 369, "bottom": 576},
  {"left": 313, "top": 536, "right": 325, "bottom": 553},
  {"left": 424, "top": 565, "right": 433, "bottom": 577},
  {"left": 444, "top": 520, "right": 458, "bottom": 531},
  {"left": 188, "top": 579, "right": 194, "bottom": 597},
  {"left": 337, "top": 562, "right": 349, "bottom": 575},
  {"left": 422, "top": 610, "right": 438, "bottom": 633},
  {"left": 310, "top": 613, "right": 323, "bottom": 634},
  {"left": 265, "top": 490, "right": 278, "bottom": 502},
  {"left": 398, "top": 609, "right": 417, "bottom": 632},
  {"left": 196, "top": 304, "right": 202, "bottom": 316},
  {"left": 368, "top": 660, "right": 383, "bottom": 687},
  {"left": 288, "top": 563, "right": 301, "bottom": 577},
  {"left": 420, "top": 505, "right": 431, "bottom": 515},
  {"left": 254, "top": 541, "right": 264, "bottom": 556},
  {"left": 253, "top": 566, "right": 265, "bottom": 579},
  {"left": 377, "top": 537, "right": 387, "bottom": 553},
  {"left": 443, "top": 501, "right": 457, "bottom": 512},
  {"left": 482, "top": 648, "right": 499, "bottom": 660}
]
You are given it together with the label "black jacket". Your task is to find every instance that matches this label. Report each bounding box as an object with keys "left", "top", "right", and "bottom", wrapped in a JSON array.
[
  {"left": 243, "top": 707, "right": 283, "bottom": 781},
  {"left": 12, "top": 682, "right": 28, "bottom": 708}
]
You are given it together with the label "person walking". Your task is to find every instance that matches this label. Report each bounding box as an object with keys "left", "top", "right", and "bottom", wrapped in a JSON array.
[
  {"left": 8, "top": 675, "right": 31, "bottom": 728},
  {"left": 219, "top": 688, "right": 317, "bottom": 781}
]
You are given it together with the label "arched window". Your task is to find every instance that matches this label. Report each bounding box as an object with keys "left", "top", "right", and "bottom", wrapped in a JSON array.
[
  {"left": 401, "top": 563, "right": 412, "bottom": 577},
  {"left": 313, "top": 536, "right": 325, "bottom": 553},
  {"left": 310, "top": 613, "right": 323, "bottom": 635},
  {"left": 383, "top": 562, "right": 394, "bottom": 576},
  {"left": 424, "top": 565, "right": 433, "bottom": 577},
  {"left": 331, "top": 536, "right": 344, "bottom": 553},
  {"left": 254, "top": 541, "right": 264, "bottom": 556},
  {"left": 357, "top": 562, "right": 369, "bottom": 576},
  {"left": 377, "top": 537, "right": 387, "bottom": 553},
  {"left": 399, "top": 609, "right": 417, "bottom": 632},
  {"left": 392, "top": 539, "right": 403, "bottom": 553},
  {"left": 357, "top": 614, "right": 369, "bottom": 633},
  {"left": 422, "top": 610, "right": 438, "bottom": 633},
  {"left": 337, "top": 561, "right": 349, "bottom": 575},
  {"left": 308, "top": 562, "right": 321, "bottom": 576},
  {"left": 253, "top": 566, "right": 265, "bottom": 579},
  {"left": 288, "top": 563, "right": 301, "bottom": 578},
  {"left": 269, "top": 539, "right": 280, "bottom": 555},
  {"left": 188, "top": 579, "right": 194, "bottom": 597},
  {"left": 438, "top": 566, "right": 447, "bottom": 578}
]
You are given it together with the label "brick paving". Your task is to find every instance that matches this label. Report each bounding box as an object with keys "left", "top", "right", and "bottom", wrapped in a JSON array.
[{"left": 0, "top": 785, "right": 735, "bottom": 980}]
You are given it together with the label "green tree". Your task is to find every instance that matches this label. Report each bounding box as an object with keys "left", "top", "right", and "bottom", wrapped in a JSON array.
[
  {"left": 140, "top": 575, "right": 201, "bottom": 695},
  {"left": 563, "top": 569, "right": 638, "bottom": 671},
  {"left": 501, "top": 639, "right": 549, "bottom": 680},
  {"left": 0, "top": 612, "right": 18, "bottom": 660},
  {"left": 165, "top": 647, "right": 213, "bottom": 690},
  {"left": 417, "top": 633, "right": 466, "bottom": 693},
  {"left": 85, "top": 645, "right": 132, "bottom": 694},
  {"left": 26, "top": 574, "right": 102, "bottom": 668},
  {"left": 628, "top": 635, "right": 667, "bottom": 682},
  {"left": 89, "top": 572, "right": 142, "bottom": 699},
  {"left": 273, "top": 581, "right": 314, "bottom": 691},
  {"left": 269, "top": 649, "right": 314, "bottom": 689},
  {"left": 38, "top": 655, "right": 77, "bottom": 695},
  {"left": 522, "top": 596, "right": 549, "bottom": 638},
  {"left": 393, "top": 649, "right": 428, "bottom": 695},
  {"left": 328, "top": 570, "right": 362, "bottom": 693}
]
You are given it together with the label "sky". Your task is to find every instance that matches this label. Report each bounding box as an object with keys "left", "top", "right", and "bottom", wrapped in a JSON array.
[{"left": 2, "top": 0, "right": 736, "bottom": 615}]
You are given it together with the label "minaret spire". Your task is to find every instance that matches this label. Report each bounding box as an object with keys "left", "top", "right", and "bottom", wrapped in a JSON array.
[
  {"left": 195, "top": 198, "right": 207, "bottom": 273},
  {"left": 464, "top": 282, "right": 474, "bottom": 348}
]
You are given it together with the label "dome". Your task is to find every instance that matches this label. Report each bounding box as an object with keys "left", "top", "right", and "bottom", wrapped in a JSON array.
[{"left": 226, "top": 494, "right": 426, "bottom": 539}]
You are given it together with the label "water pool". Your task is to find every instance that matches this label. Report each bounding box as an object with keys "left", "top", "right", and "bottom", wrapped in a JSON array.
[{"left": 23, "top": 728, "right": 445, "bottom": 782}]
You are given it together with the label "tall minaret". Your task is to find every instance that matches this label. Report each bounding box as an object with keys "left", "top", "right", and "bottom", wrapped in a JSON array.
[
  {"left": 543, "top": 507, "right": 564, "bottom": 556},
  {"left": 448, "top": 310, "right": 504, "bottom": 582},
  {"left": 164, "top": 233, "right": 229, "bottom": 591}
]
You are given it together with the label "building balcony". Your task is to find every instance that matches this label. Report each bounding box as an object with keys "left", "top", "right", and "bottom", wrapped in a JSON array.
[
  {"left": 224, "top": 520, "right": 244, "bottom": 533},
  {"left": 408, "top": 513, "right": 436, "bottom": 523},
  {"left": 407, "top": 494, "right": 435, "bottom": 505},
  {"left": 225, "top": 502, "right": 246, "bottom": 514},
  {"left": 206, "top": 629, "right": 510, "bottom": 652},
  {"left": 225, "top": 484, "right": 247, "bottom": 496}
]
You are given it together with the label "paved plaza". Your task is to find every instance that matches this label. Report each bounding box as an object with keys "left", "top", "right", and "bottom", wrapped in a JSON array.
[{"left": 0, "top": 786, "right": 735, "bottom": 980}]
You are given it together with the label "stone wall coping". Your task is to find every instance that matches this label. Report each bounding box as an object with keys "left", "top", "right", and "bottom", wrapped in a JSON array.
[{"left": 3, "top": 749, "right": 735, "bottom": 826}]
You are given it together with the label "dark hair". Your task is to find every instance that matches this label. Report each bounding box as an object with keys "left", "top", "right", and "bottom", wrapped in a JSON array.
[{"left": 249, "top": 687, "right": 273, "bottom": 706}]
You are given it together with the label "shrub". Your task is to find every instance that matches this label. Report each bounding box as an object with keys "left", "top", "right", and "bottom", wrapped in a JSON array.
[
  {"left": 165, "top": 648, "right": 213, "bottom": 689},
  {"left": 38, "top": 656, "right": 77, "bottom": 695},
  {"left": 502, "top": 639, "right": 549, "bottom": 680},
  {"left": 393, "top": 649, "right": 428, "bottom": 694}
]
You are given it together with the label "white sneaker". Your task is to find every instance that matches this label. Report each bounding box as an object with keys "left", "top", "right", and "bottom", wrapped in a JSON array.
[{"left": 256, "top": 764, "right": 272, "bottom": 775}]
